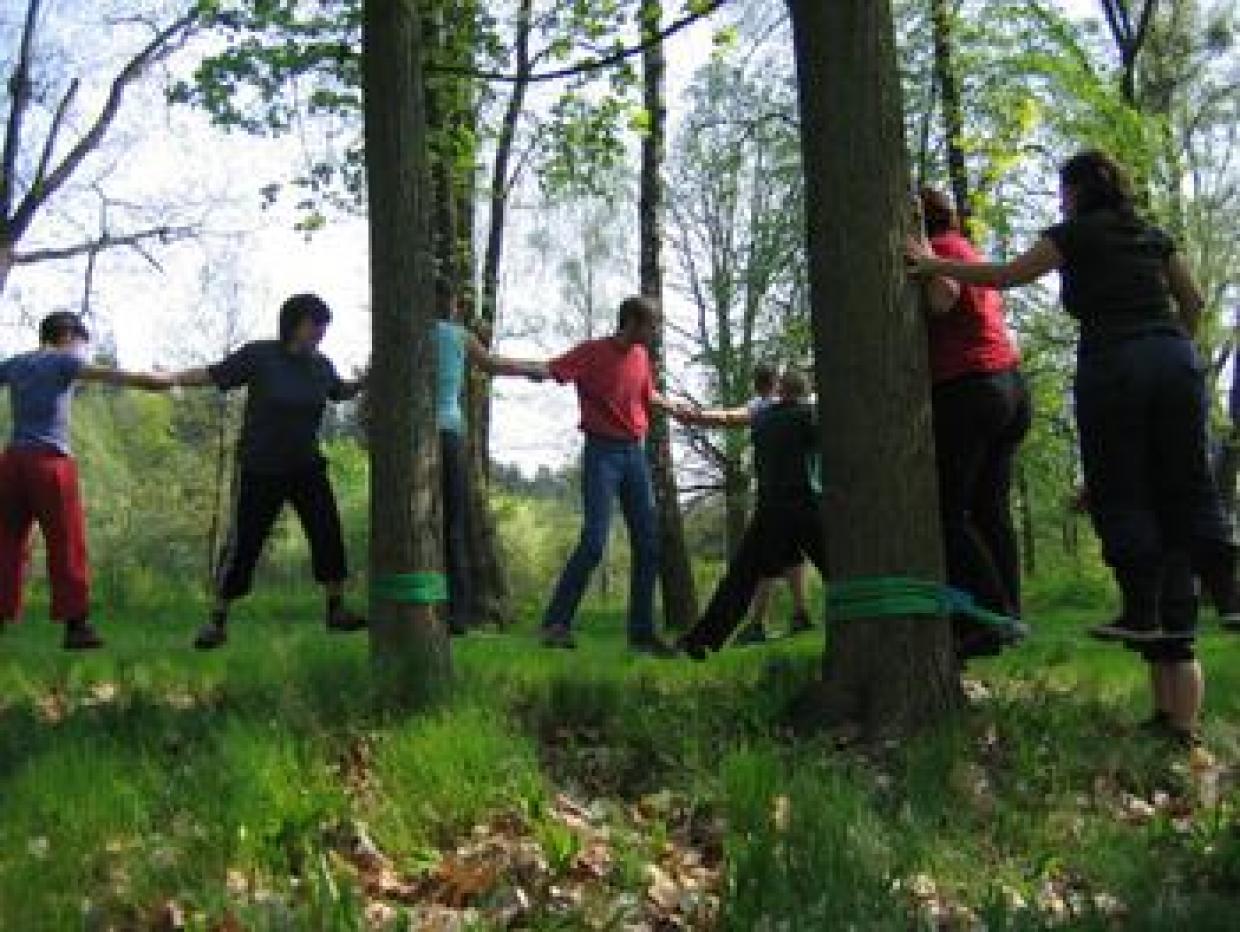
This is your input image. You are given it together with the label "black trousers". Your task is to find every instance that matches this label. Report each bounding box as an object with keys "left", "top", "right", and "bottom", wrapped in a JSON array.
[
  {"left": 216, "top": 461, "right": 348, "bottom": 601},
  {"left": 1075, "top": 330, "right": 1235, "bottom": 637},
  {"left": 440, "top": 429, "right": 473, "bottom": 627},
  {"left": 683, "top": 499, "right": 826, "bottom": 652},
  {"left": 932, "top": 368, "right": 1031, "bottom": 618}
]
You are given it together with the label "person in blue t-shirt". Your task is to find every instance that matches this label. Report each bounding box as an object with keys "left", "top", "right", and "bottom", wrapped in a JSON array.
[
  {"left": 434, "top": 291, "right": 544, "bottom": 633},
  {"left": 0, "top": 312, "right": 172, "bottom": 649}
]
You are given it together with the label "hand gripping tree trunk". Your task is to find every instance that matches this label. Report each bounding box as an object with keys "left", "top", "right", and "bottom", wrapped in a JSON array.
[
  {"left": 639, "top": 0, "right": 698, "bottom": 631},
  {"left": 787, "top": 0, "right": 958, "bottom": 736},
  {"left": 363, "top": 0, "right": 450, "bottom": 700}
]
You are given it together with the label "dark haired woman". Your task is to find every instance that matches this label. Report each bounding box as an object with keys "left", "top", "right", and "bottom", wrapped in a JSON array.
[
  {"left": 908, "top": 150, "right": 1238, "bottom": 743},
  {"left": 170, "top": 293, "right": 368, "bottom": 649},
  {"left": 915, "top": 188, "right": 1031, "bottom": 660}
]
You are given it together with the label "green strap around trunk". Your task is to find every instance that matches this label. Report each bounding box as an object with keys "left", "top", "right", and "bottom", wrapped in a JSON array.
[
  {"left": 371, "top": 572, "right": 449, "bottom": 605},
  {"left": 826, "top": 577, "right": 1018, "bottom": 630}
]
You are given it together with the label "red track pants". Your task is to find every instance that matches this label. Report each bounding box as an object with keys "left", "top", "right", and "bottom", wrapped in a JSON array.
[{"left": 0, "top": 447, "right": 90, "bottom": 621}]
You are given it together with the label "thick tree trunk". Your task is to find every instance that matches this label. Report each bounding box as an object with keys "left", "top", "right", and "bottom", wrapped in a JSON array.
[
  {"left": 640, "top": 0, "right": 698, "bottom": 631},
  {"left": 787, "top": 0, "right": 957, "bottom": 736},
  {"left": 362, "top": 0, "right": 450, "bottom": 700},
  {"left": 929, "top": 0, "right": 971, "bottom": 225}
]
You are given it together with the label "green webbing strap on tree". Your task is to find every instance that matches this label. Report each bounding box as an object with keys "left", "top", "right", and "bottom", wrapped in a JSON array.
[
  {"left": 826, "top": 576, "right": 1021, "bottom": 632},
  {"left": 371, "top": 572, "right": 450, "bottom": 605}
]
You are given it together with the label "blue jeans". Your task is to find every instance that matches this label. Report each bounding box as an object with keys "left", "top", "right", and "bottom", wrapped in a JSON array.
[{"left": 542, "top": 435, "right": 660, "bottom": 640}]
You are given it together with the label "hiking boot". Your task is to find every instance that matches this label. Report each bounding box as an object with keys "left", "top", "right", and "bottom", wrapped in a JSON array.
[
  {"left": 540, "top": 624, "right": 576, "bottom": 650},
  {"left": 326, "top": 607, "right": 368, "bottom": 632},
  {"left": 63, "top": 619, "right": 103, "bottom": 651},
  {"left": 193, "top": 621, "right": 228, "bottom": 650},
  {"left": 629, "top": 634, "right": 677, "bottom": 658},
  {"left": 1220, "top": 612, "right": 1240, "bottom": 632},
  {"left": 789, "top": 612, "right": 814, "bottom": 635}
]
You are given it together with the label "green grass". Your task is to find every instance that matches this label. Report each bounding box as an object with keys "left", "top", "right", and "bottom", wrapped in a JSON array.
[{"left": 1, "top": 582, "right": 1238, "bottom": 929}]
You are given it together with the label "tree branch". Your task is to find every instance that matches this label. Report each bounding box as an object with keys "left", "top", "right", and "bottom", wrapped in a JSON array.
[
  {"left": 11, "top": 223, "right": 199, "bottom": 266},
  {"left": 9, "top": 9, "right": 201, "bottom": 239},
  {"left": 431, "top": 0, "right": 729, "bottom": 84},
  {"left": 1, "top": 0, "right": 43, "bottom": 222},
  {"left": 31, "top": 78, "right": 79, "bottom": 195}
]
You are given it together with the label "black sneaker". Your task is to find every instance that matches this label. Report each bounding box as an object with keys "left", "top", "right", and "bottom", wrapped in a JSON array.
[
  {"left": 675, "top": 635, "right": 709, "bottom": 662},
  {"left": 540, "top": 625, "right": 576, "bottom": 649},
  {"left": 734, "top": 624, "right": 767, "bottom": 646},
  {"left": 1220, "top": 612, "right": 1240, "bottom": 632},
  {"left": 193, "top": 622, "right": 228, "bottom": 650},
  {"left": 789, "top": 612, "right": 813, "bottom": 635},
  {"left": 63, "top": 619, "right": 103, "bottom": 651},
  {"left": 629, "top": 635, "right": 677, "bottom": 658},
  {"left": 326, "top": 608, "right": 368, "bottom": 632}
]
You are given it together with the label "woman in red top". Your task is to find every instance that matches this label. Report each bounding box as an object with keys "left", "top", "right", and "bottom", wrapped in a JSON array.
[{"left": 917, "top": 188, "right": 1032, "bottom": 659}]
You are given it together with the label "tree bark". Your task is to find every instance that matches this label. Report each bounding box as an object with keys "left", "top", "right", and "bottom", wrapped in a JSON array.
[
  {"left": 787, "top": 0, "right": 958, "bottom": 736},
  {"left": 362, "top": 0, "right": 450, "bottom": 701},
  {"left": 639, "top": 0, "right": 698, "bottom": 631},
  {"left": 929, "top": 0, "right": 971, "bottom": 226}
]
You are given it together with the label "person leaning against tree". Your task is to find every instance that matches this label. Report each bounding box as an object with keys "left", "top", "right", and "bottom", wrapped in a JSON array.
[
  {"left": 524, "top": 295, "right": 692, "bottom": 657},
  {"left": 433, "top": 290, "right": 545, "bottom": 635},
  {"left": 167, "top": 293, "right": 368, "bottom": 650},
  {"left": 0, "top": 311, "right": 173, "bottom": 650},
  {"left": 915, "top": 187, "right": 1032, "bottom": 661},
  {"left": 907, "top": 149, "right": 1238, "bottom": 746}
]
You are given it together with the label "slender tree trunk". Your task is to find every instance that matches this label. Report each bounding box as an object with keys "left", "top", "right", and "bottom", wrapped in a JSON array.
[
  {"left": 1017, "top": 463, "right": 1036, "bottom": 577},
  {"left": 639, "top": 0, "right": 697, "bottom": 631},
  {"left": 464, "top": 0, "right": 534, "bottom": 625},
  {"left": 929, "top": 0, "right": 970, "bottom": 225},
  {"left": 787, "top": 0, "right": 957, "bottom": 736},
  {"left": 362, "top": 0, "right": 450, "bottom": 701}
]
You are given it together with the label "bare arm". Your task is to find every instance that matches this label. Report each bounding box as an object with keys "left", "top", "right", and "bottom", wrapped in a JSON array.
[
  {"left": 923, "top": 275, "right": 962, "bottom": 315},
  {"left": 1166, "top": 252, "right": 1206, "bottom": 337},
  {"left": 165, "top": 367, "right": 216, "bottom": 387},
  {"left": 78, "top": 365, "right": 173, "bottom": 391},
  {"left": 650, "top": 392, "right": 696, "bottom": 423},
  {"left": 465, "top": 334, "right": 547, "bottom": 380},
  {"left": 908, "top": 236, "right": 1062, "bottom": 289},
  {"left": 680, "top": 405, "right": 752, "bottom": 428}
]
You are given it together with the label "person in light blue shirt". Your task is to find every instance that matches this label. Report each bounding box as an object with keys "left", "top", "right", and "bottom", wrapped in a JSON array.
[{"left": 434, "top": 293, "right": 544, "bottom": 633}]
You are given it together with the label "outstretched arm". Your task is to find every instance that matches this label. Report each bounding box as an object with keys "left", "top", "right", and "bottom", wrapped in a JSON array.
[
  {"left": 907, "top": 236, "right": 1062, "bottom": 289},
  {"left": 466, "top": 334, "right": 547, "bottom": 381},
  {"left": 164, "top": 367, "right": 217, "bottom": 388},
  {"left": 1166, "top": 252, "right": 1205, "bottom": 337},
  {"left": 78, "top": 365, "right": 173, "bottom": 391},
  {"left": 679, "top": 404, "right": 752, "bottom": 429}
]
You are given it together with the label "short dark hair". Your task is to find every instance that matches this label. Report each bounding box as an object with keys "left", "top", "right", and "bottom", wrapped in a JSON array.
[
  {"left": 753, "top": 362, "right": 778, "bottom": 394},
  {"left": 616, "top": 295, "right": 659, "bottom": 331},
  {"left": 918, "top": 187, "right": 958, "bottom": 236},
  {"left": 779, "top": 366, "right": 811, "bottom": 400},
  {"left": 1059, "top": 149, "right": 1135, "bottom": 217},
  {"left": 39, "top": 311, "right": 89, "bottom": 345},
  {"left": 278, "top": 293, "right": 332, "bottom": 344}
]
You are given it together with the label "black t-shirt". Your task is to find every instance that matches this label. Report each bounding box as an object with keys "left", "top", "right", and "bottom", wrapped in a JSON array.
[
  {"left": 1042, "top": 208, "right": 1180, "bottom": 345},
  {"left": 752, "top": 401, "right": 820, "bottom": 506},
  {"left": 208, "top": 340, "right": 347, "bottom": 473}
]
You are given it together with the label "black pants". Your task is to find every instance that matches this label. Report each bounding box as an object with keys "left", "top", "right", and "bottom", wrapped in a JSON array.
[
  {"left": 682, "top": 499, "right": 826, "bottom": 652},
  {"left": 932, "top": 368, "right": 1031, "bottom": 619},
  {"left": 216, "top": 462, "right": 348, "bottom": 601},
  {"left": 440, "top": 429, "right": 473, "bottom": 627},
  {"left": 1075, "top": 330, "right": 1235, "bottom": 636}
]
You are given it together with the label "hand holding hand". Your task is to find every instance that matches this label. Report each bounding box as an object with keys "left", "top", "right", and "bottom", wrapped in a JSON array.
[{"left": 904, "top": 235, "right": 935, "bottom": 277}]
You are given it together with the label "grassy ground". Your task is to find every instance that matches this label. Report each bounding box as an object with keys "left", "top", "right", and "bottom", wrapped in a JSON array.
[{"left": 1, "top": 584, "right": 1238, "bottom": 930}]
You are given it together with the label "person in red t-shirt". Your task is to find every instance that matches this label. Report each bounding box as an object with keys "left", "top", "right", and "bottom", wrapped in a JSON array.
[
  {"left": 526, "top": 296, "right": 691, "bottom": 655},
  {"left": 916, "top": 187, "right": 1032, "bottom": 660}
]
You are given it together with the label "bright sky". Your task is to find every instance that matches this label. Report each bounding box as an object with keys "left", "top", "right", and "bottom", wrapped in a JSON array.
[{"left": 3, "top": 0, "right": 1101, "bottom": 474}]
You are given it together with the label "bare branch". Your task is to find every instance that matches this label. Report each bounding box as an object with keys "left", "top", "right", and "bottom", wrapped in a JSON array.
[
  {"left": 11, "top": 223, "right": 199, "bottom": 267},
  {"left": 1, "top": 0, "right": 43, "bottom": 221},
  {"left": 433, "top": 0, "right": 729, "bottom": 84},
  {"left": 9, "top": 8, "right": 201, "bottom": 238},
  {"left": 30, "top": 78, "right": 79, "bottom": 194}
]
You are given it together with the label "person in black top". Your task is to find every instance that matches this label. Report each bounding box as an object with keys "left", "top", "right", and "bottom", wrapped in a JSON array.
[
  {"left": 676, "top": 366, "right": 825, "bottom": 659},
  {"left": 170, "top": 294, "right": 368, "bottom": 649},
  {"left": 908, "top": 149, "right": 1237, "bottom": 745}
]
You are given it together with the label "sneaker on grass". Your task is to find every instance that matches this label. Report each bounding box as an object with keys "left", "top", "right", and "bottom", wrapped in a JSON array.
[{"left": 540, "top": 624, "right": 576, "bottom": 650}]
